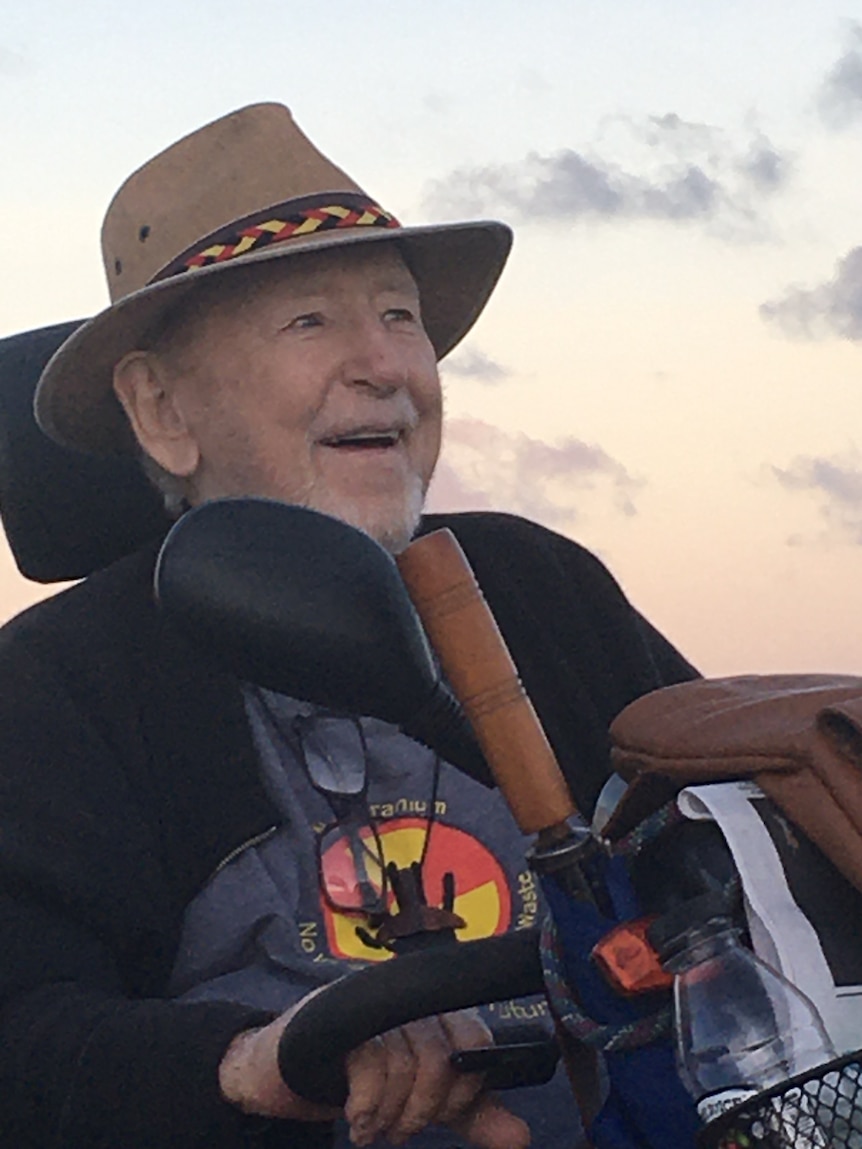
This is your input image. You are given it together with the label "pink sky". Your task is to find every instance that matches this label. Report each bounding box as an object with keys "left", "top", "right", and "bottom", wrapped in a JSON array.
[{"left": 2, "top": 5, "right": 862, "bottom": 678}]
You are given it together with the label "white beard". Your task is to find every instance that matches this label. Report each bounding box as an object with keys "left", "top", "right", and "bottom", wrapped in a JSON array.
[{"left": 302, "top": 469, "right": 426, "bottom": 554}]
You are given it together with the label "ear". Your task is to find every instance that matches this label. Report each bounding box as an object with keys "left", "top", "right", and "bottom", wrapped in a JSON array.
[{"left": 112, "top": 351, "right": 200, "bottom": 478}]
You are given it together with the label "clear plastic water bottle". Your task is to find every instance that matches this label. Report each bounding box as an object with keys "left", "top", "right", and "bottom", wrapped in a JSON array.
[{"left": 650, "top": 892, "right": 836, "bottom": 1139}]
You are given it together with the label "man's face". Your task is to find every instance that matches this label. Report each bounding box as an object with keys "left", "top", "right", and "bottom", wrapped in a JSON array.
[{"left": 132, "top": 245, "right": 442, "bottom": 551}]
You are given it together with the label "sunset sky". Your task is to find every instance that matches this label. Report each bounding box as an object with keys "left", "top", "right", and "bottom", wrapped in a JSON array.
[{"left": 2, "top": 0, "right": 862, "bottom": 675}]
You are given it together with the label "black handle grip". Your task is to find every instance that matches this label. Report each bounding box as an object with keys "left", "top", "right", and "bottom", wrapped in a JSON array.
[
  {"left": 451, "top": 1039, "right": 559, "bottom": 1090},
  {"left": 277, "top": 930, "right": 544, "bottom": 1106}
]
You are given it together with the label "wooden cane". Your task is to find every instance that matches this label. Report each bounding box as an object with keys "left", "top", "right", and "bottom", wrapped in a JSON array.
[{"left": 396, "top": 529, "right": 577, "bottom": 835}]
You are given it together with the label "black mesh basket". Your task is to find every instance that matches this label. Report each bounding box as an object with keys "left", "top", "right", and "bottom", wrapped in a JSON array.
[{"left": 697, "top": 1051, "right": 862, "bottom": 1148}]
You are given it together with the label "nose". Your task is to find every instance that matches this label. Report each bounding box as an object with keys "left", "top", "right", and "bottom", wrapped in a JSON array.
[{"left": 338, "top": 316, "right": 407, "bottom": 396}]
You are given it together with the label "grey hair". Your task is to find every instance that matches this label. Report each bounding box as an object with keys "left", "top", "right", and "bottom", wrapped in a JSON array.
[
  {"left": 136, "top": 448, "right": 192, "bottom": 519},
  {"left": 124, "top": 278, "right": 219, "bottom": 518}
]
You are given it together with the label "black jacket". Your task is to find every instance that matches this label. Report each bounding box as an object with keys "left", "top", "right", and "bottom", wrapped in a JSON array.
[{"left": 0, "top": 512, "right": 695, "bottom": 1148}]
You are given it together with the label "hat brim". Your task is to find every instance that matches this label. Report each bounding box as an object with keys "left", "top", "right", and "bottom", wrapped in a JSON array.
[{"left": 35, "top": 220, "right": 512, "bottom": 456}]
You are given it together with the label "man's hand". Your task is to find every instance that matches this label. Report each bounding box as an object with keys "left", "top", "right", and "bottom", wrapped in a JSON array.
[
  {"left": 219, "top": 1000, "right": 530, "bottom": 1147},
  {"left": 342, "top": 1011, "right": 529, "bottom": 1147}
]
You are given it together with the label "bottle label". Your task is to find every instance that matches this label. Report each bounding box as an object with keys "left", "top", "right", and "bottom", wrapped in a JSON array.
[{"left": 697, "top": 1088, "right": 756, "bottom": 1125}]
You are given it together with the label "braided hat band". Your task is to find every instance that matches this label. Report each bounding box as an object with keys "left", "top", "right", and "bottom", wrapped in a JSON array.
[{"left": 153, "top": 194, "right": 400, "bottom": 283}]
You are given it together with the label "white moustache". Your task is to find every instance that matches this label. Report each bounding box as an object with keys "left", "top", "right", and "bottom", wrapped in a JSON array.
[{"left": 312, "top": 393, "right": 421, "bottom": 445}]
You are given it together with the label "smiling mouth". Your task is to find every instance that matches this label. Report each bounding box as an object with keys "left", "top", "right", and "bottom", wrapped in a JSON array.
[{"left": 318, "top": 429, "right": 404, "bottom": 451}]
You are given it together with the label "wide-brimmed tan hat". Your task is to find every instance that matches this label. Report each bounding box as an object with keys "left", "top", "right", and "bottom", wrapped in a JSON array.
[{"left": 35, "top": 102, "right": 512, "bottom": 455}]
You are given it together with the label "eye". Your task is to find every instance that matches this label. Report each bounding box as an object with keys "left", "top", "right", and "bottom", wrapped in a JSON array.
[
  {"left": 383, "top": 306, "right": 418, "bottom": 324},
  {"left": 284, "top": 312, "right": 323, "bottom": 331}
]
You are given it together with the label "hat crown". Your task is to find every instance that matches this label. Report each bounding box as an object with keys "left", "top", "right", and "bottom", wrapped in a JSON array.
[{"left": 101, "top": 103, "right": 365, "bottom": 302}]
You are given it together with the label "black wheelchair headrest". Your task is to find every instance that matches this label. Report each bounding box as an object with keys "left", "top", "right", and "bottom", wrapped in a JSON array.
[{"left": 0, "top": 322, "right": 172, "bottom": 583}]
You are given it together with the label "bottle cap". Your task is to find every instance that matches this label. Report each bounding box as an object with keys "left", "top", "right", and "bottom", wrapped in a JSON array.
[{"left": 646, "top": 890, "right": 734, "bottom": 962}]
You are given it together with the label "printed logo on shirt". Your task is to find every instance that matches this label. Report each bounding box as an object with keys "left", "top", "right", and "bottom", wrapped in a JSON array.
[{"left": 320, "top": 817, "right": 512, "bottom": 962}]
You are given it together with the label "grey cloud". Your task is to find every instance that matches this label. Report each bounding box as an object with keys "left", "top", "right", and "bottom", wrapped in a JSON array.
[
  {"left": 0, "top": 47, "right": 28, "bottom": 77},
  {"left": 423, "top": 116, "right": 790, "bottom": 238},
  {"left": 440, "top": 347, "right": 511, "bottom": 384},
  {"left": 642, "top": 113, "right": 716, "bottom": 149},
  {"left": 773, "top": 452, "right": 862, "bottom": 543},
  {"left": 760, "top": 246, "right": 862, "bottom": 341},
  {"left": 642, "top": 116, "right": 785, "bottom": 190},
  {"left": 818, "top": 23, "right": 862, "bottom": 128},
  {"left": 519, "top": 69, "right": 552, "bottom": 96},
  {"left": 426, "top": 417, "right": 642, "bottom": 528},
  {"left": 737, "top": 135, "right": 788, "bottom": 190},
  {"left": 422, "top": 91, "right": 451, "bottom": 116}
]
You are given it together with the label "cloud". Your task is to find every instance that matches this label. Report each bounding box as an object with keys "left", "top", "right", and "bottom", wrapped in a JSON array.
[
  {"left": 773, "top": 450, "right": 862, "bottom": 544},
  {"left": 422, "top": 91, "right": 451, "bottom": 116},
  {"left": 423, "top": 114, "right": 790, "bottom": 239},
  {"left": 0, "top": 46, "right": 29, "bottom": 77},
  {"left": 736, "top": 135, "right": 787, "bottom": 191},
  {"left": 518, "top": 69, "right": 552, "bottom": 96},
  {"left": 818, "top": 22, "right": 862, "bottom": 128},
  {"left": 440, "top": 347, "right": 511, "bottom": 384},
  {"left": 760, "top": 246, "right": 862, "bottom": 341},
  {"left": 426, "top": 417, "right": 643, "bottom": 529}
]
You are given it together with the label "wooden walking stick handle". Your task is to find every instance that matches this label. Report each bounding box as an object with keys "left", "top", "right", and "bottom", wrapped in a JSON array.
[{"left": 397, "top": 529, "right": 577, "bottom": 834}]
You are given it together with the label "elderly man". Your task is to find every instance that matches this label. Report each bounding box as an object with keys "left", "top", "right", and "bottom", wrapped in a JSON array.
[{"left": 0, "top": 104, "right": 695, "bottom": 1148}]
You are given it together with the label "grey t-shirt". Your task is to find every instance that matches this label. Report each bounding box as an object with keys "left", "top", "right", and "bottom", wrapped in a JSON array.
[{"left": 169, "top": 690, "right": 583, "bottom": 1147}]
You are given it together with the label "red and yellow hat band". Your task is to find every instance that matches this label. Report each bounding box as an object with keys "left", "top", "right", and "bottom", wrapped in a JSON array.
[{"left": 152, "top": 193, "right": 401, "bottom": 284}]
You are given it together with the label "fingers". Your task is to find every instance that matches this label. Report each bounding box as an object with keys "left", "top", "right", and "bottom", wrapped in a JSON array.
[
  {"left": 344, "top": 1029, "right": 415, "bottom": 1146},
  {"left": 387, "top": 1016, "right": 480, "bottom": 1141},
  {"left": 432, "top": 1010, "right": 492, "bottom": 1126},
  {"left": 369, "top": 1028, "right": 421, "bottom": 1134},
  {"left": 344, "top": 1009, "right": 527, "bottom": 1147},
  {"left": 453, "top": 1094, "right": 532, "bottom": 1149},
  {"left": 343, "top": 1035, "right": 386, "bottom": 1145},
  {"left": 345, "top": 1020, "right": 453, "bottom": 1146}
]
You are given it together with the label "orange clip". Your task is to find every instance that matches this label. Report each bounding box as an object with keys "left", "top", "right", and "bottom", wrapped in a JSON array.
[{"left": 591, "top": 916, "right": 673, "bottom": 996}]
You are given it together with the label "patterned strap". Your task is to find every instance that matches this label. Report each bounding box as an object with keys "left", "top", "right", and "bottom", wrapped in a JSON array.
[
  {"left": 610, "top": 798, "right": 686, "bottom": 858},
  {"left": 152, "top": 193, "right": 400, "bottom": 283},
  {"left": 538, "top": 799, "right": 683, "bottom": 1054}
]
